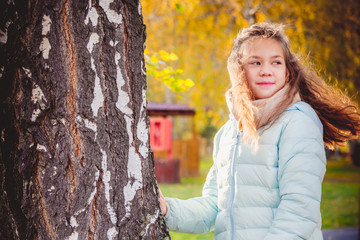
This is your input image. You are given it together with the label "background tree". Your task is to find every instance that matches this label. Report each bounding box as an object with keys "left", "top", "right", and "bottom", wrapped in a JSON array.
[
  {"left": 267, "top": 0, "right": 360, "bottom": 99},
  {"left": 0, "top": 0, "right": 169, "bottom": 239}
]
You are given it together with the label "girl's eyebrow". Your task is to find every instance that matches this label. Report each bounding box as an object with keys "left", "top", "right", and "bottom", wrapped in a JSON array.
[
  {"left": 246, "top": 56, "right": 261, "bottom": 61},
  {"left": 271, "top": 55, "right": 284, "bottom": 59},
  {"left": 247, "top": 55, "right": 284, "bottom": 59},
  {"left": 247, "top": 56, "right": 261, "bottom": 59}
]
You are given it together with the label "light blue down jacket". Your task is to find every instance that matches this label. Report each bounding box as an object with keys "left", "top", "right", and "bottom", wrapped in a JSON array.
[{"left": 165, "top": 101, "right": 326, "bottom": 239}]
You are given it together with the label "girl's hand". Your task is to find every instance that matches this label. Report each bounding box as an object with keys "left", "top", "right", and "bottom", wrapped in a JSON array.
[{"left": 159, "top": 189, "right": 168, "bottom": 216}]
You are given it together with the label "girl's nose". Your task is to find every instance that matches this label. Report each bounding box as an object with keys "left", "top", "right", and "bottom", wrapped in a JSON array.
[{"left": 260, "top": 64, "right": 272, "bottom": 76}]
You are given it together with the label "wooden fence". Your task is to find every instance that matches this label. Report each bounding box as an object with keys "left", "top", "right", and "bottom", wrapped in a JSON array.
[{"left": 153, "top": 138, "right": 200, "bottom": 178}]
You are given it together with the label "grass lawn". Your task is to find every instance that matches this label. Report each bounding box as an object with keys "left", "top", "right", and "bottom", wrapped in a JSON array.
[
  {"left": 322, "top": 158, "right": 360, "bottom": 229},
  {"left": 159, "top": 156, "right": 215, "bottom": 240},
  {"left": 159, "top": 156, "right": 360, "bottom": 240}
]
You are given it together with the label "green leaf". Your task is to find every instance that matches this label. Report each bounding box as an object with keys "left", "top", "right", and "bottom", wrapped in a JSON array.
[
  {"left": 144, "top": 50, "right": 194, "bottom": 93},
  {"left": 175, "top": 3, "right": 184, "bottom": 13},
  {"left": 184, "top": 78, "right": 195, "bottom": 87}
]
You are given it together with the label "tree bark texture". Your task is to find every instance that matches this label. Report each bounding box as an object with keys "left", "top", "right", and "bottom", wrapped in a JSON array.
[{"left": 0, "top": 0, "right": 170, "bottom": 239}]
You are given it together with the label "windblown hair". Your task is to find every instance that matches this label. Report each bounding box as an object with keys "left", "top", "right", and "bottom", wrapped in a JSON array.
[{"left": 227, "top": 22, "right": 360, "bottom": 149}]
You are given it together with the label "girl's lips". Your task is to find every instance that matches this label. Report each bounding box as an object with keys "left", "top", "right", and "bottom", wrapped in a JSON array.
[{"left": 257, "top": 82, "right": 274, "bottom": 86}]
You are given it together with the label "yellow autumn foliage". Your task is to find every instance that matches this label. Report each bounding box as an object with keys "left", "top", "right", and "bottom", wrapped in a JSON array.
[{"left": 142, "top": 0, "right": 360, "bottom": 137}]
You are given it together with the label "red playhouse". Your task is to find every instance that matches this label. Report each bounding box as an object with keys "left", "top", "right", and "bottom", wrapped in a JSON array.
[{"left": 147, "top": 102, "right": 199, "bottom": 183}]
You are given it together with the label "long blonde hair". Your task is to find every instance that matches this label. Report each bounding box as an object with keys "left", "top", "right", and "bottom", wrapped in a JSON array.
[{"left": 227, "top": 22, "right": 360, "bottom": 149}]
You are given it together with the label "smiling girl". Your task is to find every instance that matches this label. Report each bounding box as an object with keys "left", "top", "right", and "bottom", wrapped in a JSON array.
[{"left": 159, "top": 23, "right": 360, "bottom": 240}]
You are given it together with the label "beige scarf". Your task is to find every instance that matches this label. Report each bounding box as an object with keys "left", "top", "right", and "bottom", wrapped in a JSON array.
[
  {"left": 226, "top": 84, "right": 301, "bottom": 129},
  {"left": 253, "top": 85, "right": 301, "bottom": 129}
]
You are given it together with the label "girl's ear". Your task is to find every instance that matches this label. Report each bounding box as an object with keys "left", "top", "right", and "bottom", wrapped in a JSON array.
[{"left": 286, "top": 68, "right": 290, "bottom": 82}]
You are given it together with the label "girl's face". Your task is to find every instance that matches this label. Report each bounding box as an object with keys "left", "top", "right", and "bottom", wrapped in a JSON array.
[{"left": 242, "top": 38, "right": 288, "bottom": 100}]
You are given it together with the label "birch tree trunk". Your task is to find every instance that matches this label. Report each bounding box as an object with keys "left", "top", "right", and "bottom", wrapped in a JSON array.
[{"left": 0, "top": 0, "right": 169, "bottom": 239}]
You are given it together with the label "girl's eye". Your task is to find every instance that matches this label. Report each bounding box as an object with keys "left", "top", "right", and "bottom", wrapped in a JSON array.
[
  {"left": 273, "top": 61, "right": 282, "bottom": 65},
  {"left": 251, "top": 62, "right": 260, "bottom": 65}
]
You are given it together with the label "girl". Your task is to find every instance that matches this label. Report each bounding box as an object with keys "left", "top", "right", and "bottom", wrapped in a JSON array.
[{"left": 159, "top": 22, "right": 360, "bottom": 240}]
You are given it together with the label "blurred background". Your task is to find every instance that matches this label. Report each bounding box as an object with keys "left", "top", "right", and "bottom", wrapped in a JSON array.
[{"left": 141, "top": 0, "right": 360, "bottom": 239}]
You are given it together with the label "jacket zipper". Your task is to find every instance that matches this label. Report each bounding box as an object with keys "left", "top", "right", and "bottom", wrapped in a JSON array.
[{"left": 230, "top": 133, "right": 240, "bottom": 240}]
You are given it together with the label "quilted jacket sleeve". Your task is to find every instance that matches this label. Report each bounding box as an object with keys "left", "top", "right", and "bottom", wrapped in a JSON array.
[
  {"left": 163, "top": 123, "right": 228, "bottom": 234},
  {"left": 264, "top": 110, "right": 326, "bottom": 240},
  {"left": 164, "top": 164, "right": 218, "bottom": 233}
]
